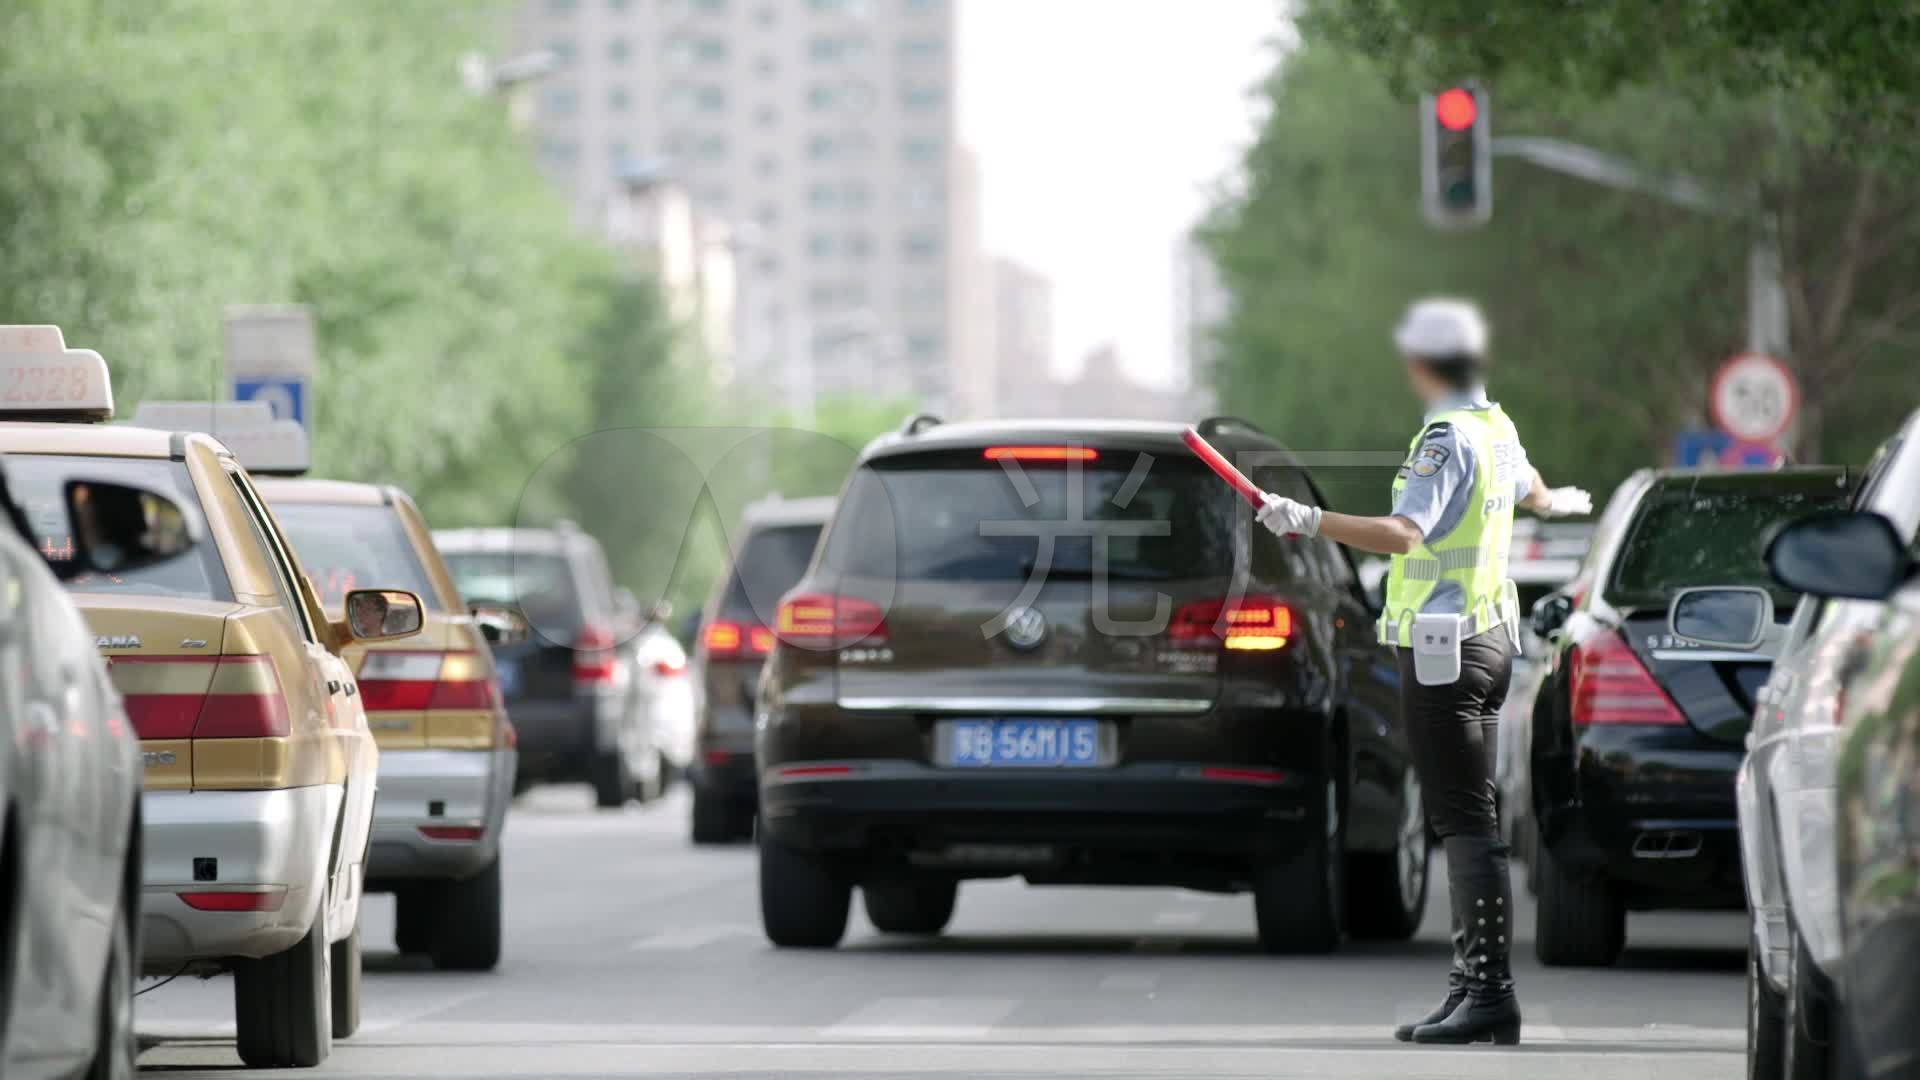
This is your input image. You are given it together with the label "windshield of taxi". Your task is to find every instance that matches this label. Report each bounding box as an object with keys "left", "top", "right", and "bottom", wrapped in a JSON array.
[
  {"left": 5, "top": 454, "right": 231, "bottom": 600},
  {"left": 268, "top": 502, "right": 441, "bottom": 611}
]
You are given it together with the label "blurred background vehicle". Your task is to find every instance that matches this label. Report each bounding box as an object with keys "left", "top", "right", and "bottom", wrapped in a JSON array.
[
  {"left": 754, "top": 416, "right": 1423, "bottom": 954},
  {"left": 436, "top": 524, "right": 671, "bottom": 808},
  {"left": 1672, "top": 407, "right": 1920, "bottom": 1080},
  {"left": 0, "top": 429, "right": 199, "bottom": 1078},
  {"left": 1520, "top": 466, "right": 1853, "bottom": 968},
  {"left": 259, "top": 477, "right": 520, "bottom": 972},
  {"left": 689, "top": 495, "right": 834, "bottom": 844}
]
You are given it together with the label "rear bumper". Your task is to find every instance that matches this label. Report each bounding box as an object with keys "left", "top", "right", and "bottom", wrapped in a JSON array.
[
  {"left": 139, "top": 786, "right": 338, "bottom": 970},
  {"left": 505, "top": 695, "right": 604, "bottom": 779},
  {"left": 366, "top": 749, "right": 515, "bottom": 885},
  {"left": 1546, "top": 727, "right": 1745, "bottom": 909},
  {"left": 759, "top": 761, "right": 1320, "bottom": 879}
]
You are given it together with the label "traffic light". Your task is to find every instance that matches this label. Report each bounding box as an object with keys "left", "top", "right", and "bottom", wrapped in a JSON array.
[{"left": 1421, "top": 84, "right": 1491, "bottom": 227}]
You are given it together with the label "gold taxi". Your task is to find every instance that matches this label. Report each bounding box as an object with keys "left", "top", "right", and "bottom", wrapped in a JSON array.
[
  {"left": 0, "top": 344, "right": 426, "bottom": 1069},
  {"left": 252, "top": 475, "right": 518, "bottom": 972}
]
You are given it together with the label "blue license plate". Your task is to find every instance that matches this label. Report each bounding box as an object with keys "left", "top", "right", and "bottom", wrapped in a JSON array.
[{"left": 948, "top": 719, "right": 1102, "bottom": 768}]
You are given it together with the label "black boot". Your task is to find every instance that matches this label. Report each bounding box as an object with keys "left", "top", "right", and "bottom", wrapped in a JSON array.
[
  {"left": 1394, "top": 872, "right": 1468, "bottom": 1042},
  {"left": 1414, "top": 835, "right": 1521, "bottom": 1046}
]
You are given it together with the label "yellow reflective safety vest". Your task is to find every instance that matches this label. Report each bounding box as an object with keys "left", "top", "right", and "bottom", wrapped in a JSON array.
[{"left": 1378, "top": 404, "right": 1521, "bottom": 647}]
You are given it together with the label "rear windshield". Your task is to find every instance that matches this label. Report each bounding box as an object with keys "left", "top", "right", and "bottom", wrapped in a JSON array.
[
  {"left": 6, "top": 453, "right": 231, "bottom": 600},
  {"left": 1607, "top": 485, "right": 1850, "bottom": 609},
  {"left": 821, "top": 453, "right": 1235, "bottom": 582},
  {"left": 721, "top": 523, "right": 822, "bottom": 622},
  {"left": 443, "top": 550, "right": 583, "bottom": 636},
  {"left": 269, "top": 502, "right": 439, "bottom": 610}
]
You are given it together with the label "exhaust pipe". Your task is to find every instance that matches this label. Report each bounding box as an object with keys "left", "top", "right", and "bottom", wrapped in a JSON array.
[{"left": 1632, "top": 829, "right": 1704, "bottom": 860}]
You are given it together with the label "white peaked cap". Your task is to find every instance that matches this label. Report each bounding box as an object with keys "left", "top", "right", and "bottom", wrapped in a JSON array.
[{"left": 1393, "top": 298, "right": 1489, "bottom": 358}]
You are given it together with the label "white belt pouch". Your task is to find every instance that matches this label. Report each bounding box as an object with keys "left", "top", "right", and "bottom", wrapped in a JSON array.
[{"left": 1411, "top": 612, "right": 1467, "bottom": 686}]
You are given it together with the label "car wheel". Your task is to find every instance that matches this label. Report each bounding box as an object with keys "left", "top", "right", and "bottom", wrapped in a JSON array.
[
  {"left": 1347, "top": 767, "right": 1429, "bottom": 940},
  {"left": 233, "top": 894, "right": 332, "bottom": 1068},
  {"left": 1749, "top": 931, "right": 1788, "bottom": 1080},
  {"left": 330, "top": 919, "right": 361, "bottom": 1039},
  {"left": 84, "top": 902, "right": 136, "bottom": 1080},
  {"left": 691, "top": 788, "right": 739, "bottom": 845},
  {"left": 1533, "top": 837, "right": 1625, "bottom": 967},
  {"left": 863, "top": 880, "right": 958, "bottom": 935},
  {"left": 1522, "top": 813, "right": 1542, "bottom": 897},
  {"left": 1784, "top": 927, "right": 1834, "bottom": 1080},
  {"left": 395, "top": 886, "right": 434, "bottom": 954},
  {"left": 591, "top": 749, "right": 630, "bottom": 809},
  {"left": 630, "top": 746, "right": 667, "bottom": 805},
  {"left": 430, "top": 857, "right": 504, "bottom": 972},
  {"left": 758, "top": 830, "right": 850, "bottom": 948},
  {"left": 1254, "top": 776, "right": 1346, "bottom": 954}
]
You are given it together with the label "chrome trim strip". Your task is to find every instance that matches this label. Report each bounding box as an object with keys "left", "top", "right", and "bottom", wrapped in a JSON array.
[
  {"left": 1649, "top": 649, "right": 1771, "bottom": 662},
  {"left": 836, "top": 696, "right": 1213, "bottom": 716}
]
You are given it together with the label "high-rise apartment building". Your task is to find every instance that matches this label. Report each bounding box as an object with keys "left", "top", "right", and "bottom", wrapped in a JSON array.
[{"left": 515, "top": 0, "right": 961, "bottom": 410}]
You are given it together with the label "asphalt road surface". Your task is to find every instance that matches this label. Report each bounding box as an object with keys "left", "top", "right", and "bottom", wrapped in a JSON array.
[{"left": 137, "top": 786, "right": 1749, "bottom": 1079}]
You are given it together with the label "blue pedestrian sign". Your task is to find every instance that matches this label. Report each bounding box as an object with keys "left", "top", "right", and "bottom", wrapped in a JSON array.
[{"left": 232, "top": 377, "right": 308, "bottom": 426}]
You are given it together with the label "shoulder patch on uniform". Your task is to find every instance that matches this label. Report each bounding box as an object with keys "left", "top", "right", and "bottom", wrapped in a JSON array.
[
  {"left": 1411, "top": 439, "right": 1451, "bottom": 478},
  {"left": 1421, "top": 421, "right": 1454, "bottom": 436}
]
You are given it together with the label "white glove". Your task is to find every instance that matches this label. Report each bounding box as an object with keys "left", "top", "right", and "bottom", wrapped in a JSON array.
[
  {"left": 1538, "top": 486, "right": 1593, "bottom": 518},
  {"left": 1255, "top": 493, "right": 1322, "bottom": 537}
]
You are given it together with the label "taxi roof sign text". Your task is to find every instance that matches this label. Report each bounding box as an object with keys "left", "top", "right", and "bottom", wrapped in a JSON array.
[
  {"left": 129, "top": 400, "right": 311, "bottom": 476},
  {"left": 0, "top": 325, "right": 115, "bottom": 421}
]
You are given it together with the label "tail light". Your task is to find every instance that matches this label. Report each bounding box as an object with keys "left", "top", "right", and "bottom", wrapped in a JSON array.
[
  {"left": 573, "top": 623, "right": 618, "bottom": 685},
  {"left": 1167, "top": 595, "right": 1295, "bottom": 652},
  {"left": 776, "top": 592, "right": 887, "bottom": 649},
  {"left": 114, "top": 655, "right": 289, "bottom": 739},
  {"left": 701, "top": 621, "right": 776, "bottom": 660},
  {"left": 177, "top": 889, "right": 286, "bottom": 912},
  {"left": 652, "top": 657, "right": 688, "bottom": 677},
  {"left": 1570, "top": 631, "right": 1685, "bottom": 726},
  {"left": 357, "top": 651, "right": 499, "bottom": 712},
  {"left": 417, "top": 825, "right": 485, "bottom": 842},
  {"left": 983, "top": 445, "right": 1098, "bottom": 462}
]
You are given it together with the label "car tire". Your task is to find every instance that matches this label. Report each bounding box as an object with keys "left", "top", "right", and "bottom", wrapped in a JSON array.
[
  {"left": 691, "top": 789, "right": 739, "bottom": 845},
  {"left": 631, "top": 746, "right": 667, "bottom": 805},
  {"left": 1254, "top": 776, "right": 1346, "bottom": 954},
  {"left": 1522, "top": 813, "right": 1542, "bottom": 897},
  {"left": 84, "top": 901, "right": 135, "bottom": 1080},
  {"left": 395, "top": 886, "right": 433, "bottom": 954},
  {"left": 234, "top": 899, "right": 332, "bottom": 1068},
  {"left": 330, "top": 919, "right": 361, "bottom": 1039},
  {"left": 1749, "top": 931, "right": 1788, "bottom": 1080},
  {"left": 759, "top": 831, "right": 850, "bottom": 949},
  {"left": 591, "top": 749, "right": 630, "bottom": 809},
  {"left": 1784, "top": 927, "right": 1834, "bottom": 1080},
  {"left": 863, "top": 881, "right": 958, "bottom": 935},
  {"left": 1533, "top": 838, "right": 1625, "bottom": 967},
  {"left": 1347, "top": 768, "right": 1429, "bottom": 940},
  {"left": 430, "top": 857, "right": 504, "bottom": 972}
]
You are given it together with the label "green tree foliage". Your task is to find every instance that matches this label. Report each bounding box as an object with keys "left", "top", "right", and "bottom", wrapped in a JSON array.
[
  {"left": 1301, "top": 0, "right": 1920, "bottom": 127},
  {"left": 0, "top": 0, "right": 654, "bottom": 530},
  {"left": 1203, "top": 44, "right": 1920, "bottom": 509}
]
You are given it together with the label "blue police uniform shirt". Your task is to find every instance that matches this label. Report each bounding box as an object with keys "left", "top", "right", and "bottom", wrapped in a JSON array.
[{"left": 1390, "top": 388, "right": 1533, "bottom": 614}]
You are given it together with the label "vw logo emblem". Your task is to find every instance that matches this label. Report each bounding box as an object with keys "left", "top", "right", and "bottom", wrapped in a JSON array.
[{"left": 1003, "top": 607, "right": 1048, "bottom": 650}]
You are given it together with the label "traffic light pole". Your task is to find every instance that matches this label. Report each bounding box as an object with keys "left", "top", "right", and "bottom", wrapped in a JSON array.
[{"left": 1487, "top": 135, "right": 1787, "bottom": 361}]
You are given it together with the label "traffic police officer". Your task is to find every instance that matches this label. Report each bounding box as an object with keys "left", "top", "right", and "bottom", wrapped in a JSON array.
[{"left": 1255, "top": 298, "right": 1591, "bottom": 1046}]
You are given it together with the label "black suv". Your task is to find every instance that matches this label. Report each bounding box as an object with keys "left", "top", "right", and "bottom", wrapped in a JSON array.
[
  {"left": 690, "top": 496, "right": 835, "bottom": 843},
  {"left": 436, "top": 524, "right": 657, "bottom": 808},
  {"left": 1517, "top": 467, "right": 1852, "bottom": 966},
  {"left": 754, "top": 416, "right": 1423, "bottom": 952}
]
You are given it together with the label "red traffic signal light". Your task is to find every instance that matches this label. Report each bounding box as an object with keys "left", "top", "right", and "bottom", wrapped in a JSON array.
[{"left": 1434, "top": 87, "right": 1478, "bottom": 132}]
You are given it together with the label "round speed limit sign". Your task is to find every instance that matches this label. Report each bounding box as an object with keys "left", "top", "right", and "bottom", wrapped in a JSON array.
[{"left": 1710, "top": 354, "right": 1798, "bottom": 442}]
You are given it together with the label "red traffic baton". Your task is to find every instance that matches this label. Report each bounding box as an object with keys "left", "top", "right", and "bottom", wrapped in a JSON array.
[{"left": 1181, "top": 426, "right": 1268, "bottom": 508}]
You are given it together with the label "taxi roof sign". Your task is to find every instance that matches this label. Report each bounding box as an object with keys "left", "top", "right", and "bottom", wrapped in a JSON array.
[
  {"left": 0, "top": 325, "right": 115, "bottom": 421},
  {"left": 128, "top": 400, "right": 311, "bottom": 475}
]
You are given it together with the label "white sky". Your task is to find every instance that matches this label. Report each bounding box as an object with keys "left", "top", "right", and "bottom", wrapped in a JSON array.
[{"left": 957, "top": 0, "right": 1283, "bottom": 387}]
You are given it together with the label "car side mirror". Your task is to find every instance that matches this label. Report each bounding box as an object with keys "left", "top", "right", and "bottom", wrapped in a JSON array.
[
  {"left": 471, "top": 603, "right": 528, "bottom": 646},
  {"left": 1668, "top": 586, "right": 1775, "bottom": 650},
  {"left": 1766, "top": 509, "right": 1913, "bottom": 602},
  {"left": 1529, "top": 592, "right": 1573, "bottom": 639},
  {"left": 60, "top": 479, "right": 199, "bottom": 583},
  {"left": 342, "top": 589, "right": 425, "bottom": 642}
]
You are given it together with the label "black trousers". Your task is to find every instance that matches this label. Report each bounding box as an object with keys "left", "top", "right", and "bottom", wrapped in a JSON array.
[
  {"left": 1396, "top": 630, "right": 1518, "bottom": 994},
  {"left": 1396, "top": 631, "right": 1512, "bottom": 841}
]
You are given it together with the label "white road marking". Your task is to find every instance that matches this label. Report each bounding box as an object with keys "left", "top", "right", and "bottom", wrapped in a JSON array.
[{"left": 629, "top": 924, "right": 757, "bottom": 951}]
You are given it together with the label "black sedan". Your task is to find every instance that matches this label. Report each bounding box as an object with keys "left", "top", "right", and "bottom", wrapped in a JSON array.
[{"left": 1520, "top": 466, "right": 1853, "bottom": 966}]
